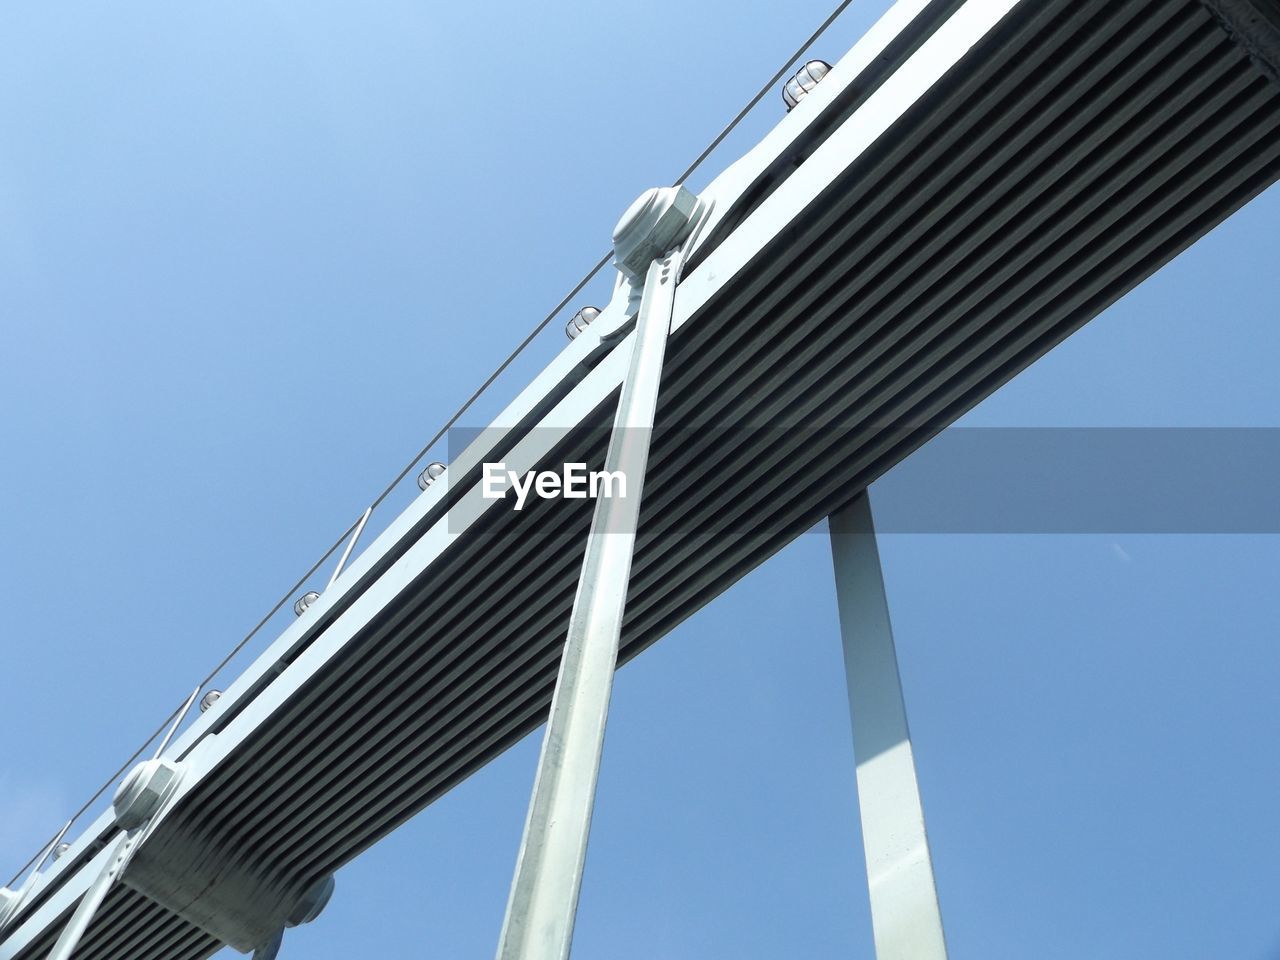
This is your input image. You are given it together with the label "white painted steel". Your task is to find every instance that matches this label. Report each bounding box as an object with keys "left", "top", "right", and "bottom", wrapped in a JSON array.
[
  {"left": 829, "top": 493, "right": 947, "bottom": 960},
  {"left": 43, "top": 833, "right": 134, "bottom": 960},
  {"left": 326, "top": 507, "right": 373, "bottom": 589},
  {"left": 152, "top": 688, "right": 200, "bottom": 760},
  {"left": 495, "top": 250, "right": 681, "bottom": 960},
  {"left": 4, "top": 0, "right": 1280, "bottom": 956}
]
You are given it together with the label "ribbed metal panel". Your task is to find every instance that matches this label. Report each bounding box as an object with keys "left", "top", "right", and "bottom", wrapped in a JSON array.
[
  {"left": 8, "top": 0, "right": 1279, "bottom": 957},
  {"left": 10, "top": 887, "right": 217, "bottom": 960}
]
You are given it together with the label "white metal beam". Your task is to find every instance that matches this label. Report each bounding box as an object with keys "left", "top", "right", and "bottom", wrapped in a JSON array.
[
  {"left": 829, "top": 492, "right": 947, "bottom": 960},
  {"left": 495, "top": 243, "right": 683, "bottom": 960}
]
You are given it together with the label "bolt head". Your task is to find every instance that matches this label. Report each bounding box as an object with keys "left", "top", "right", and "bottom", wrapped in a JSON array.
[
  {"left": 612, "top": 185, "right": 700, "bottom": 281},
  {"left": 113, "top": 758, "right": 182, "bottom": 829}
]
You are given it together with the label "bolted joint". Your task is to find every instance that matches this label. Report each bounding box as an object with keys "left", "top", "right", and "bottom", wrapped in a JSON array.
[
  {"left": 113, "top": 758, "right": 184, "bottom": 830},
  {"left": 612, "top": 185, "right": 704, "bottom": 282}
]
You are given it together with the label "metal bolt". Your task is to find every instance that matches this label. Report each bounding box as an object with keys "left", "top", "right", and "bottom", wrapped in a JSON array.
[{"left": 113, "top": 758, "right": 183, "bottom": 829}]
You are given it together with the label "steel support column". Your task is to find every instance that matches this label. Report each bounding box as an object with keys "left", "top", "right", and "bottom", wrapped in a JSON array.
[
  {"left": 829, "top": 492, "right": 947, "bottom": 960},
  {"left": 495, "top": 247, "right": 681, "bottom": 960}
]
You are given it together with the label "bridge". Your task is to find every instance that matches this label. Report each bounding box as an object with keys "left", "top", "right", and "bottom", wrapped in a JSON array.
[{"left": 3, "top": 0, "right": 1279, "bottom": 957}]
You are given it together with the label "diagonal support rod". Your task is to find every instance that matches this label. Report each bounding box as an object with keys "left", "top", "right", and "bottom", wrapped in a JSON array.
[
  {"left": 44, "top": 831, "right": 138, "bottom": 960},
  {"left": 829, "top": 492, "right": 947, "bottom": 960},
  {"left": 495, "top": 249, "right": 680, "bottom": 960}
]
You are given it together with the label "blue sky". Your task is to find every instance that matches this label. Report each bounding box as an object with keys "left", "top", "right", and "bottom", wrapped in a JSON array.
[{"left": 3, "top": 1, "right": 1279, "bottom": 958}]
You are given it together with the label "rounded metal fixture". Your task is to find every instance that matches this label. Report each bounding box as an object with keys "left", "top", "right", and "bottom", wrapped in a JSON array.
[
  {"left": 782, "top": 59, "right": 831, "bottom": 110},
  {"left": 565, "top": 306, "right": 601, "bottom": 340},
  {"left": 52, "top": 843, "right": 71, "bottom": 860},
  {"left": 416, "top": 461, "right": 447, "bottom": 491},
  {"left": 294, "top": 591, "right": 321, "bottom": 617},
  {"left": 113, "top": 757, "right": 183, "bottom": 829},
  {"left": 286, "top": 874, "right": 336, "bottom": 927},
  {"left": 199, "top": 689, "right": 223, "bottom": 713}
]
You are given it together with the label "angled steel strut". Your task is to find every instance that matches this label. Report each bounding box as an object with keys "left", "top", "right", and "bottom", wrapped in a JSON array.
[{"left": 495, "top": 185, "right": 707, "bottom": 960}]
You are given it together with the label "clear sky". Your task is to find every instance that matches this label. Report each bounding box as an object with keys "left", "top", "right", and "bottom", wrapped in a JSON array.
[{"left": 3, "top": 1, "right": 1279, "bottom": 958}]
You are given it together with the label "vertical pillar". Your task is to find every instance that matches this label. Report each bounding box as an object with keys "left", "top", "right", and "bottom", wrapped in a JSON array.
[{"left": 828, "top": 492, "right": 947, "bottom": 960}]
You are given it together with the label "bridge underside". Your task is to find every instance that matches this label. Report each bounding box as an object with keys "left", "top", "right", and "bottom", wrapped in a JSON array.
[{"left": 8, "top": 0, "right": 1280, "bottom": 957}]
